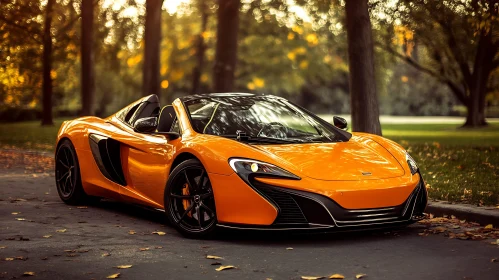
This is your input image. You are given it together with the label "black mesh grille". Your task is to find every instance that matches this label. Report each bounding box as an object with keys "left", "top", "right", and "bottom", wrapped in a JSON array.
[{"left": 254, "top": 184, "right": 308, "bottom": 224}]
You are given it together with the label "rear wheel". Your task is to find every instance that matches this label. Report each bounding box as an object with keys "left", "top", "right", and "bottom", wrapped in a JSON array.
[
  {"left": 164, "top": 159, "right": 217, "bottom": 239},
  {"left": 55, "top": 139, "right": 94, "bottom": 205}
]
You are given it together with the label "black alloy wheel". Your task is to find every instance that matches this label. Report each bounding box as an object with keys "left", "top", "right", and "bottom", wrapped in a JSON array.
[
  {"left": 55, "top": 139, "right": 91, "bottom": 205},
  {"left": 165, "top": 159, "right": 217, "bottom": 238}
]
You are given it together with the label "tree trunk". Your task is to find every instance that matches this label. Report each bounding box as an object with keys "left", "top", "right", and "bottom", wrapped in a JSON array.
[
  {"left": 143, "top": 0, "right": 163, "bottom": 97},
  {"left": 464, "top": 32, "right": 494, "bottom": 127},
  {"left": 345, "top": 0, "right": 382, "bottom": 135},
  {"left": 81, "top": 0, "right": 95, "bottom": 116},
  {"left": 213, "top": 0, "right": 240, "bottom": 92},
  {"left": 192, "top": 0, "right": 209, "bottom": 94},
  {"left": 41, "top": 0, "right": 55, "bottom": 126}
]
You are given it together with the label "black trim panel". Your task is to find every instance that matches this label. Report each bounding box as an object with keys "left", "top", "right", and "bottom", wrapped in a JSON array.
[
  {"left": 89, "top": 134, "right": 127, "bottom": 186},
  {"left": 246, "top": 172, "right": 427, "bottom": 230}
]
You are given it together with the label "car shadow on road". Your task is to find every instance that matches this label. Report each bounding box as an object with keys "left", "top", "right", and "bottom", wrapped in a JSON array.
[{"left": 89, "top": 198, "right": 427, "bottom": 246}]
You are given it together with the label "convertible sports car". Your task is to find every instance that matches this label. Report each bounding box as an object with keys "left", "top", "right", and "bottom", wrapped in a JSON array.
[{"left": 55, "top": 93, "right": 427, "bottom": 238}]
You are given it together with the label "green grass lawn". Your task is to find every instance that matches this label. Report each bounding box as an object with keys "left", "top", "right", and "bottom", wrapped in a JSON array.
[{"left": 1, "top": 119, "right": 498, "bottom": 205}]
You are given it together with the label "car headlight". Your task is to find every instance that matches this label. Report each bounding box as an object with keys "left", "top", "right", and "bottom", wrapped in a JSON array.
[
  {"left": 228, "top": 158, "right": 300, "bottom": 183},
  {"left": 406, "top": 153, "right": 419, "bottom": 175}
]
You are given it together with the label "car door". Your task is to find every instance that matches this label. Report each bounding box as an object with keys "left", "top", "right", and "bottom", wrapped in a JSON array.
[{"left": 110, "top": 120, "right": 176, "bottom": 209}]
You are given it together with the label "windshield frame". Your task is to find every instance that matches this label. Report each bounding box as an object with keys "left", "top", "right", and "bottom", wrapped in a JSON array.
[{"left": 180, "top": 94, "right": 352, "bottom": 143}]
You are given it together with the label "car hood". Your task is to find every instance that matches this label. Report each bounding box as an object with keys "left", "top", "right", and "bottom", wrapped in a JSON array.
[{"left": 252, "top": 135, "right": 405, "bottom": 181}]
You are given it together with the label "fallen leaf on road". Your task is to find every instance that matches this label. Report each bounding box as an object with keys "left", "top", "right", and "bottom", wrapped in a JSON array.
[
  {"left": 23, "top": 272, "right": 35, "bottom": 276},
  {"left": 215, "top": 265, "right": 236, "bottom": 271},
  {"left": 76, "top": 206, "right": 87, "bottom": 209},
  {"left": 106, "top": 273, "right": 120, "bottom": 279},
  {"left": 15, "top": 256, "right": 27, "bottom": 260},
  {"left": 16, "top": 218, "right": 26, "bottom": 221},
  {"left": 356, "top": 274, "right": 367, "bottom": 279},
  {"left": 301, "top": 276, "right": 324, "bottom": 280},
  {"left": 286, "top": 247, "right": 293, "bottom": 250},
  {"left": 155, "top": 246, "right": 163, "bottom": 249},
  {"left": 433, "top": 226, "right": 446, "bottom": 233},
  {"left": 0, "top": 246, "right": 6, "bottom": 249},
  {"left": 139, "top": 248, "right": 150, "bottom": 251},
  {"left": 43, "top": 235, "right": 52, "bottom": 238},
  {"left": 329, "top": 274, "right": 344, "bottom": 279},
  {"left": 64, "top": 250, "right": 76, "bottom": 253},
  {"left": 116, "top": 265, "right": 132, "bottom": 269},
  {"left": 5, "top": 258, "right": 14, "bottom": 261},
  {"left": 11, "top": 212, "right": 20, "bottom": 215},
  {"left": 102, "top": 253, "right": 111, "bottom": 257},
  {"left": 206, "top": 255, "right": 223, "bottom": 260},
  {"left": 485, "top": 224, "right": 494, "bottom": 229},
  {"left": 491, "top": 258, "right": 497, "bottom": 263},
  {"left": 56, "top": 229, "right": 67, "bottom": 233},
  {"left": 152, "top": 231, "right": 166, "bottom": 236},
  {"left": 128, "top": 230, "right": 136, "bottom": 235}
]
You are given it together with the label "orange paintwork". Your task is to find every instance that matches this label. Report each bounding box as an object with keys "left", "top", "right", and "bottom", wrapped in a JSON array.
[{"left": 56, "top": 96, "right": 421, "bottom": 226}]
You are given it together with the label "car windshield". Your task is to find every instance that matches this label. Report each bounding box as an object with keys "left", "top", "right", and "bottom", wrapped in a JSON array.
[{"left": 184, "top": 96, "right": 340, "bottom": 143}]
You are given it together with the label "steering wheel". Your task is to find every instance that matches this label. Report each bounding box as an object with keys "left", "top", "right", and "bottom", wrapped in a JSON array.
[{"left": 257, "top": 122, "right": 289, "bottom": 139}]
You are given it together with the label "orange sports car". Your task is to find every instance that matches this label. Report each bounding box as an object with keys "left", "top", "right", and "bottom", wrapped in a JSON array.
[{"left": 55, "top": 93, "right": 427, "bottom": 238}]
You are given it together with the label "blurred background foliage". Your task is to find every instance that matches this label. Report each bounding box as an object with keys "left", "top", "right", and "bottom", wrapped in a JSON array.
[{"left": 0, "top": 0, "right": 498, "bottom": 121}]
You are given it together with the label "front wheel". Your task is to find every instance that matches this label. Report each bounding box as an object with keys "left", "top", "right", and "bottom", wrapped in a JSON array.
[
  {"left": 164, "top": 159, "right": 218, "bottom": 239},
  {"left": 55, "top": 139, "right": 95, "bottom": 205}
]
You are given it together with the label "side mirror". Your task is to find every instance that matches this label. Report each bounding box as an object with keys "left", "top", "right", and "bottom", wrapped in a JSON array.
[
  {"left": 134, "top": 117, "right": 158, "bottom": 133},
  {"left": 333, "top": 116, "right": 347, "bottom": 130}
]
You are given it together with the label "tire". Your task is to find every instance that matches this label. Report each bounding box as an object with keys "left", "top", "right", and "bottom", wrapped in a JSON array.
[
  {"left": 164, "top": 159, "right": 218, "bottom": 239},
  {"left": 55, "top": 139, "right": 95, "bottom": 205}
]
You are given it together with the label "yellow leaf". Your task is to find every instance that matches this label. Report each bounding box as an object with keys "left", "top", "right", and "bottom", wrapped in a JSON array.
[
  {"left": 102, "top": 253, "right": 111, "bottom": 257},
  {"left": 302, "top": 276, "right": 324, "bottom": 280},
  {"left": 11, "top": 212, "right": 20, "bottom": 215},
  {"left": 50, "top": 70, "right": 57, "bottom": 79},
  {"left": 299, "top": 61, "right": 309, "bottom": 69},
  {"left": 356, "top": 274, "right": 367, "bottom": 279},
  {"left": 106, "top": 273, "right": 120, "bottom": 279},
  {"left": 56, "top": 229, "right": 67, "bottom": 233},
  {"left": 215, "top": 265, "right": 236, "bottom": 271},
  {"left": 116, "top": 265, "right": 132, "bottom": 269},
  {"left": 5, "top": 257, "right": 14, "bottom": 261},
  {"left": 43, "top": 235, "right": 52, "bottom": 238},
  {"left": 152, "top": 231, "right": 166, "bottom": 236},
  {"left": 329, "top": 274, "right": 345, "bottom": 279},
  {"left": 16, "top": 218, "right": 26, "bottom": 221},
  {"left": 305, "top": 33, "right": 319, "bottom": 46},
  {"left": 206, "top": 255, "right": 223, "bottom": 260},
  {"left": 0, "top": 246, "right": 6, "bottom": 249},
  {"left": 485, "top": 224, "right": 493, "bottom": 229},
  {"left": 139, "top": 248, "right": 150, "bottom": 251},
  {"left": 253, "top": 77, "right": 265, "bottom": 88},
  {"left": 286, "top": 247, "right": 293, "bottom": 250},
  {"left": 23, "top": 272, "right": 35, "bottom": 276}
]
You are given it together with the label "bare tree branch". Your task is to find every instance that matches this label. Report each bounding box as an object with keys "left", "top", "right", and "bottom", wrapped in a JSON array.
[{"left": 375, "top": 42, "right": 468, "bottom": 104}]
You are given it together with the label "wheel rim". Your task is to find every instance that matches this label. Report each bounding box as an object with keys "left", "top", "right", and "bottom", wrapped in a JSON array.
[
  {"left": 56, "top": 146, "right": 76, "bottom": 198},
  {"left": 169, "top": 166, "right": 216, "bottom": 232}
]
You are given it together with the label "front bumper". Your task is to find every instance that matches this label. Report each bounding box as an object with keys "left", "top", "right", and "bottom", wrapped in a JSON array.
[{"left": 217, "top": 172, "right": 427, "bottom": 231}]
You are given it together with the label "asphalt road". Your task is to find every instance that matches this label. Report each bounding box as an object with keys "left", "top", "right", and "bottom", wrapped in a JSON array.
[{"left": 1, "top": 167, "right": 498, "bottom": 280}]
